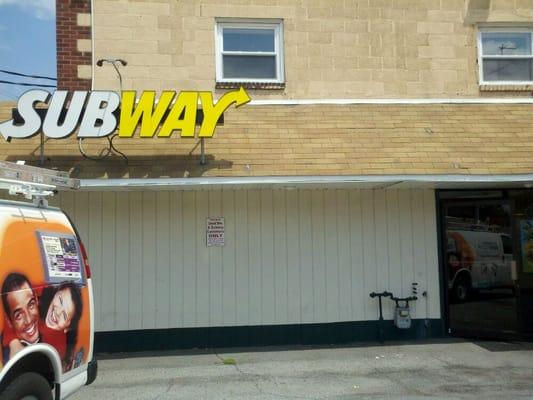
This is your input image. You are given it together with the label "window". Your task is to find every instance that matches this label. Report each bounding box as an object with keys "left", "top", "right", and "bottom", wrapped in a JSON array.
[
  {"left": 501, "top": 235, "right": 513, "bottom": 255},
  {"left": 478, "top": 28, "right": 533, "bottom": 84},
  {"left": 215, "top": 20, "right": 284, "bottom": 84}
]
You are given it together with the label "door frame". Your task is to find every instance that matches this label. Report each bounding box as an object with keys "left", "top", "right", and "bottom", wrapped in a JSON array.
[{"left": 436, "top": 190, "right": 519, "bottom": 339}]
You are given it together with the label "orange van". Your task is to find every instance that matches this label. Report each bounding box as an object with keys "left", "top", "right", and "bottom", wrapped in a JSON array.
[{"left": 0, "top": 162, "right": 96, "bottom": 399}]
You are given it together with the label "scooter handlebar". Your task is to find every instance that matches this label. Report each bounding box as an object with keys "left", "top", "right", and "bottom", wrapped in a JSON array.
[
  {"left": 390, "top": 295, "right": 418, "bottom": 302},
  {"left": 369, "top": 291, "right": 393, "bottom": 298}
]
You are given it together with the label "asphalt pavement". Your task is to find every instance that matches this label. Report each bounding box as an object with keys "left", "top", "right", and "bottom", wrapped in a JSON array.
[{"left": 70, "top": 339, "right": 533, "bottom": 399}]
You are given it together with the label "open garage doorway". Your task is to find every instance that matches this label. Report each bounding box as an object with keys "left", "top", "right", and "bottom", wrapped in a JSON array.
[{"left": 439, "top": 191, "right": 519, "bottom": 338}]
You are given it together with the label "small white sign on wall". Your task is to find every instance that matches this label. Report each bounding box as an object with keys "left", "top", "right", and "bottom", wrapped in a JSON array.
[{"left": 206, "top": 217, "right": 225, "bottom": 247}]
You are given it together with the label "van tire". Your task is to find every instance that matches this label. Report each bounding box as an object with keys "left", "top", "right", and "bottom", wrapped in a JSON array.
[
  {"left": 453, "top": 275, "right": 471, "bottom": 303},
  {"left": 0, "top": 372, "right": 52, "bottom": 400}
]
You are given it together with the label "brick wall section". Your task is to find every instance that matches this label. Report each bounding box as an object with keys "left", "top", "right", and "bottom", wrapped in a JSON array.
[
  {"left": 2, "top": 100, "right": 533, "bottom": 178},
  {"left": 56, "top": 0, "right": 92, "bottom": 90}
]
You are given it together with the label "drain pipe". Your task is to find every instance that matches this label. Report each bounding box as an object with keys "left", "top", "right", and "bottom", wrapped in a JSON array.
[{"left": 90, "top": 0, "right": 95, "bottom": 92}]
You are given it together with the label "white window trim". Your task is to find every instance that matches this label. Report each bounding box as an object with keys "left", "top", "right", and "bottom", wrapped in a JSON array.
[
  {"left": 215, "top": 19, "right": 285, "bottom": 84},
  {"left": 477, "top": 26, "right": 533, "bottom": 86}
]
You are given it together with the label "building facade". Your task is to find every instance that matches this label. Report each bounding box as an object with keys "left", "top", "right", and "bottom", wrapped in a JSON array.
[{"left": 2, "top": 0, "right": 533, "bottom": 351}]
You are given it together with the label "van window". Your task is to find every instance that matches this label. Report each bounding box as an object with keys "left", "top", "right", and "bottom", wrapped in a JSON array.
[
  {"left": 501, "top": 235, "right": 513, "bottom": 255},
  {"left": 476, "top": 240, "right": 500, "bottom": 257},
  {"left": 479, "top": 204, "right": 511, "bottom": 230},
  {"left": 446, "top": 237, "right": 457, "bottom": 252},
  {"left": 447, "top": 205, "right": 475, "bottom": 220}
]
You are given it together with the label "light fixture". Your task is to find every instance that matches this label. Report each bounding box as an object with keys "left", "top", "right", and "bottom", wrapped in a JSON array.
[
  {"left": 95, "top": 58, "right": 127, "bottom": 92},
  {"left": 96, "top": 58, "right": 127, "bottom": 67}
]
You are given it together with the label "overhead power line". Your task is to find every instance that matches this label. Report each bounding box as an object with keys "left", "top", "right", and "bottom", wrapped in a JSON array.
[
  {"left": 0, "top": 79, "right": 56, "bottom": 88},
  {"left": 0, "top": 69, "right": 57, "bottom": 81}
]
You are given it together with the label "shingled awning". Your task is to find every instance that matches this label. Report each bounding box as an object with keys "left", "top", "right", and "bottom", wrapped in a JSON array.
[{"left": 2, "top": 99, "right": 533, "bottom": 179}]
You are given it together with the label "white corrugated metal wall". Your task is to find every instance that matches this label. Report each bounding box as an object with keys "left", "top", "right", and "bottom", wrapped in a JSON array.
[{"left": 53, "top": 188, "right": 440, "bottom": 332}]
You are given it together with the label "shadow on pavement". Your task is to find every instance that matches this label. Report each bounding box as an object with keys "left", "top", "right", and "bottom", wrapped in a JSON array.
[
  {"left": 96, "top": 337, "right": 470, "bottom": 361},
  {"left": 471, "top": 340, "right": 533, "bottom": 352}
]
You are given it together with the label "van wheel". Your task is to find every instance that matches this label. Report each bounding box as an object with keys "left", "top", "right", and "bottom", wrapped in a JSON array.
[
  {"left": 453, "top": 275, "right": 471, "bottom": 303},
  {"left": 0, "top": 372, "right": 52, "bottom": 400}
]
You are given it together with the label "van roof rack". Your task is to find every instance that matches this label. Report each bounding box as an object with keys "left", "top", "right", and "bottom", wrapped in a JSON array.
[
  {"left": 0, "top": 161, "right": 79, "bottom": 207},
  {"left": 446, "top": 217, "right": 502, "bottom": 233}
]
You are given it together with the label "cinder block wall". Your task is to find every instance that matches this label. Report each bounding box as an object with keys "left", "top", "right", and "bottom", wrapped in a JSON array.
[{"left": 90, "top": 0, "right": 533, "bottom": 98}]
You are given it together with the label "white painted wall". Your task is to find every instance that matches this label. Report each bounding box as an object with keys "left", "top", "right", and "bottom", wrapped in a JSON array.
[{"left": 53, "top": 189, "right": 440, "bottom": 332}]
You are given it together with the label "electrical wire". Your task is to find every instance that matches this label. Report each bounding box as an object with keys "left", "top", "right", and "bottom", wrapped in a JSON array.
[
  {"left": 77, "top": 60, "right": 128, "bottom": 164},
  {"left": 0, "top": 69, "right": 57, "bottom": 81},
  {"left": 0, "top": 79, "right": 56, "bottom": 88},
  {"left": 78, "top": 137, "right": 112, "bottom": 161},
  {"left": 110, "top": 133, "right": 129, "bottom": 163},
  {"left": 78, "top": 134, "right": 128, "bottom": 164}
]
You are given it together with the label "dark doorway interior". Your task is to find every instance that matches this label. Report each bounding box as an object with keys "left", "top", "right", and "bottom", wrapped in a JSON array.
[
  {"left": 509, "top": 190, "right": 533, "bottom": 335},
  {"left": 439, "top": 191, "right": 519, "bottom": 338}
]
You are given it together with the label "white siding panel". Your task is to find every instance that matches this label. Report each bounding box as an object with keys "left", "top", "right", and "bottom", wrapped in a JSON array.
[
  {"left": 260, "top": 189, "right": 275, "bottom": 325},
  {"left": 325, "top": 190, "right": 339, "bottom": 322},
  {"left": 182, "top": 191, "right": 196, "bottom": 326},
  {"left": 424, "top": 190, "right": 441, "bottom": 318},
  {"left": 195, "top": 193, "right": 209, "bottom": 326},
  {"left": 73, "top": 192, "right": 89, "bottom": 240},
  {"left": 115, "top": 192, "right": 130, "bottom": 330},
  {"left": 156, "top": 192, "right": 171, "bottom": 328},
  {"left": 222, "top": 191, "right": 236, "bottom": 325},
  {"left": 411, "top": 190, "right": 427, "bottom": 319},
  {"left": 235, "top": 190, "right": 249, "bottom": 325},
  {"left": 59, "top": 191, "right": 74, "bottom": 221},
  {"left": 248, "top": 190, "right": 262, "bottom": 325},
  {"left": 386, "top": 190, "right": 402, "bottom": 299},
  {"left": 361, "top": 190, "right": 377, "bottom": 321},
  {"left": 399, "top": 191, "right": 415, "bottom": 306},
  {"left": 169, "top": 192, "right": 184, "bottom": 326},
  {"left": 58, "top": 188, "right": 441, "bottom": 331},
  {"left": 273, "top": 190, "right": 288, "bottom": 324},
  {"left": 142, "top": 192, "right": 156, "bottom": 329},
  {"left": 374, "top": 191, "right": 390, "bottom": 319},
  {"left": 311, "top": 190, "right": 326, "bottom": 322},
  {"left": 88, "top": 192, "right": 104, "bottom": 330},
  {"left": 298, "top": 190, "right": 314, "bottom": 323},
  {"left": 349, "top": 190, "right": 364, "bottom": 321},
  {"left": 286, "top": 190, "right": 301, "bottom": 323},
  {"left": 101, "top": 192, "right": 116, "bottom": 329},
  {"left": 128, "top": 192, "right": 143, "bottom": 329},
  {"left": 336, "top": 190, "right": 352, "bottom": 321}
]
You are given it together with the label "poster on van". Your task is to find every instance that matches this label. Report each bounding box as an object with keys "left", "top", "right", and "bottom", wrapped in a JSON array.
[
  {"left": 0, "top": 206, "right": 90, "bottom": 373},
  {"left": 37, "top": 232, "right": 84, "bottom": 282},
  {"left": 519, "top": 220, "right": 533, "bottom": 273}
]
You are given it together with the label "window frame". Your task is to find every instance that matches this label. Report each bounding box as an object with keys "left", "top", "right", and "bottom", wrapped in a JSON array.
[
  {"left": 215, "top": 19, "right": 285, "bottom": 84},
  {"left": 477, "top": 27, "right": 533, "bottom": 85}
]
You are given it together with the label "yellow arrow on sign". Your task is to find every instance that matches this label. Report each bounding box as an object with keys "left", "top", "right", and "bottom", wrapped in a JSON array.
[{"left": 198, "top": 87, "right": 251, "bottom": 137}]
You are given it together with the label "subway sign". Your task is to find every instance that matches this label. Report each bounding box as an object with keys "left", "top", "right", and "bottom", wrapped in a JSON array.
[{"left": 0, "top": 88, "right": 251, "bottom": 140}]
